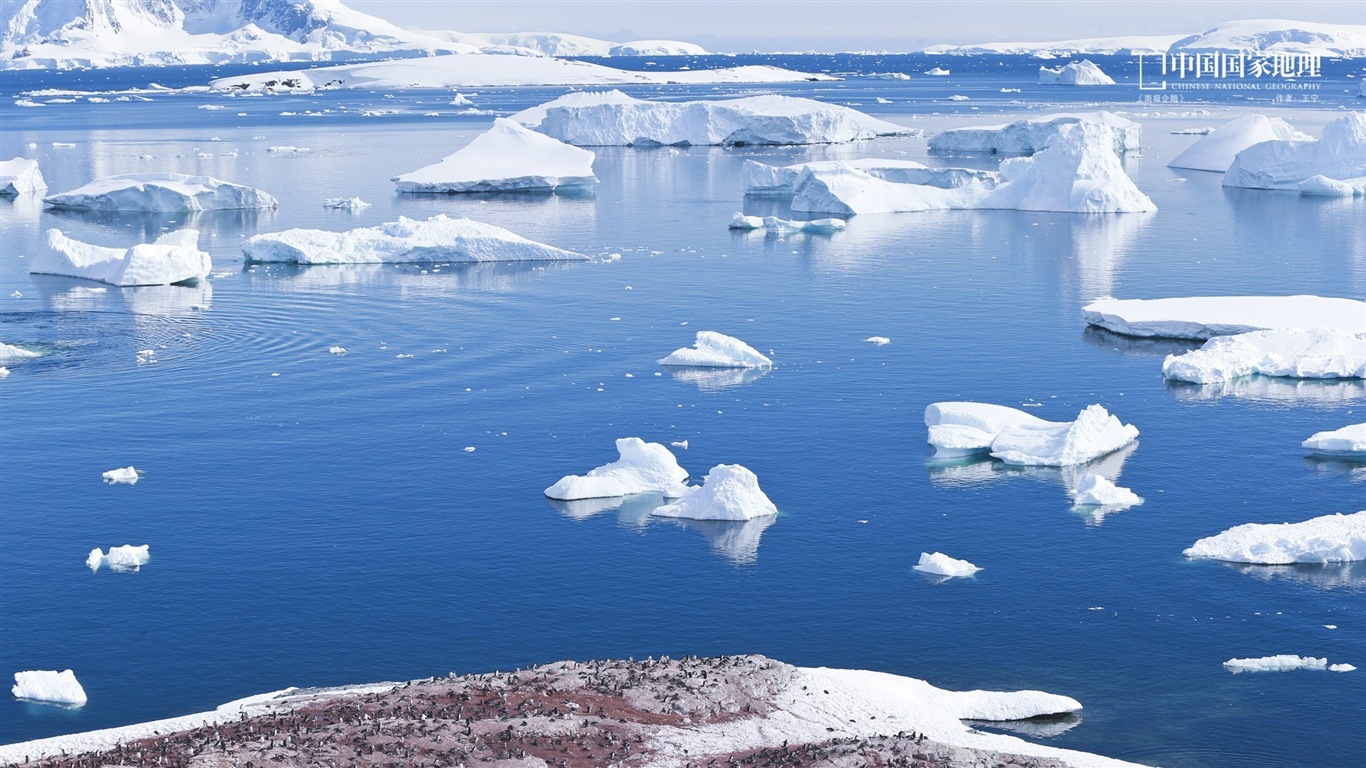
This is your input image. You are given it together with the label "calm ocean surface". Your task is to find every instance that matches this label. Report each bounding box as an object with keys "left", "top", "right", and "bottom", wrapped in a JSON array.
[{"left": 1, "top": 55, "right": 1363, "bottom": 767}]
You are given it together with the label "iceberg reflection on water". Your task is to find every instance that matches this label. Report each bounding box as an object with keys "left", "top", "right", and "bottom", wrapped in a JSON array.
[{"left": 547, "top": 493, "right": 777, "bottom": 565}]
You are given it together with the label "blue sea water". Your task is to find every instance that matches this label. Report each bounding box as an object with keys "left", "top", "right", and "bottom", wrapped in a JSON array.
[{"left": 1, "top": 57, "right": 1364, "bottom": 767}]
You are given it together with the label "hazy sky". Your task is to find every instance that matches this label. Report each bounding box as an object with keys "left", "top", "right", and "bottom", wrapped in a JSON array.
[{"left": 347, "top": 1, "right": 1365, "bottom": 52}]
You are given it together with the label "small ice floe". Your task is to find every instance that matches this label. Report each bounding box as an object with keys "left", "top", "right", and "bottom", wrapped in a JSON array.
[
  {"left": 1082, "top": 295, "right": 1366, "bottom": 339},
  {"left": 197, "top": 104, "right": 225, "bottom": 110},
  {"left": 102, "top": 466, "right": 141, "bottom": 485},
  {"left": 0, "top": 157, "right": 47, "bottom": 196},
  {"left": 865, "top": 336, "right": 891, "bottom": 345},
  {"left": 1168, "top": 114, "right": 1310, "bottom": 172},
  {"left": 1071, "top": 473, "right": 1143, "bottom": 508},
  {"left": 323, "top": 197, "right": 371, "bottom": 210},
  {"left": 924, "top": 67, "right": 950, "bottom": 76},
  {"left": 743, "top": 158, "right": 993, "bottom": 197},
  {"left": 763, "top": 216, "right": 846, "bottom": 234},
  {"left": 1224, "top": 113, "right": 1366, "bottom": 190},
  {"left": 1302, "top": 423, "right": 1366, "bottom": 459},
  {"left": 876, "top": 97, "right": 892, "bottom": 104},
  {"left": 463, "top": 446, "right": 475, "bottom": 453},
  {"left": 1000, "top": 88, "right": 1022, "bottom": 93},
  {"left": 449, "top": 93, "right": 473, "bottom": 106},
  {"left": 913, "top": 551, "right": 981, "bottom": 578},
  {"left": 0, "top": 342, "right": 41, "bottom": 363},
  {"left": 267, "top": 145, "right": 311, "bottom": 154},
  {"left": 1184, "top": 511, "right": 1366, "bottom": 564},
  {"left": 86, "top": 545, "right": 149, "bottom": 572},
  {"left": 393, "top": 118, "right": 597, "bottom": 193},
  {"left": 1171, "top": 128, "right": 1213, "bottom": 135},
  {"left": 671, "top": 440, "right": 689, "bottom": 449},
  {"left": 1299, "top": 174, "right": 1366, "bottom": 197},
  {"left": 947, "top": 95, "right": 969, "bottom": 101},
  {"left": 243, "top": 215, "right": 586, "bottom": 264},
  {"left": 925, "top": 402, "right": 1138, "bottom": 467},
  {"left": 544, "top": 437, "right": 690, "bottom": 500},
  {"left": 1161, "top": 328, "right": 1366, "bottom": 384},
  {"left": 1331, "top": 663, "right": 1357, "bottom": 672},
  {"left": 1038, "top": 60, "right": 1115, "bottom": 85},
  {"left": 51, "top": 142, "right": 75, "bottom": 148},
  {"left": 929, "top": 111, "right": 1141, "bottom": 154},
  {"left": 728, "top": 212, "right": 764, "bottom": 230},
  {"left": 0, "top": 367, "right": 9, "bottom": 377},
  {"left": 43, "top": 173, "right": 277, "bottom": 212},
  {"left": 868, "top": 72, "right": 910, "bottom": 80},
  {"left": 30, "top": 229, "right": 210, "bottom": 287},
  {"left": 659, "top": 331, "right": 772, "bottom": 369},
  {"left": 1223, "top": 655, "right": 1328, "bottom": 673},
  {"left": 651, "top": 464, "right": 778, "bottom": 521},
  {"left": 11, "top": 670, "right": 87, "bottom": 706}
]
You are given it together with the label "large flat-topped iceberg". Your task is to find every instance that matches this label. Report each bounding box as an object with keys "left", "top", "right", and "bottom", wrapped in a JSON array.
[
  {"left": 242, "top": 215, "right": 586, "bottom": 264},
  {"left": 1038, "top": 60, "right": 1115, "bottom": 85},
  {"left": 1302, "top": 423, "right": 1366, "bottom": 458},
  {"left": 1224, "top": 113, "right": 1366, "bottom": 190},
  {"left": 659, "top": 331, "right": 772, "bottom": 369},
  {"left": 516, "top": 92, "right": 912, "bottom": 147},
  {"left": 0, "top": 157, "right": 46, "bottom": 195},
  {"left": 12, "top": 670, "right": 86, "bottom": 706},
  {"left": 44, "top": 173, "right": 278, "bottom": 212},
  {"left": 1082, "top": 295, "right": 1366, "bottom": 339},
  {"left": 928, "top": 112, "right": 1141, "bottom": 155},
  {"left": 1184, "top": 511, "right": 1366, "bottom": 564},
  {"left": 31, "top": 229, "right": 211, "bottom": 287},
  {"left": 544, "top": 438, "right": 690, "bottom": 500},
  {"left": 393, "top": 118, "right": 597, "bottom": 194},
  {"left": 742, "top": 158, "right": 995, "bottom": 196},
  {"left": 1168, "top": 114, "right": 1311, "bottom": 172},
  {"left": 1162, "top": 329, "right": 1366, "bottom": 384},
  {"left": 925, "top": 402, "right": 1138, "bottom": 466},
  {"left": 651, "top": 464, "right": 778, "bottom": 521}
]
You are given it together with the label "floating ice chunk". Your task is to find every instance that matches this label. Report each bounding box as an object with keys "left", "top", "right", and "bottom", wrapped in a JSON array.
[
  {"left": 1224, "top": 113, "right": 1366, "bottom": 190},
  {"left": 659, "top": 331, "right": 772, "bottom": 369},
  {"left": 544, "top": 437, "right": 690, "bottom": 500},
  {"left": 242, "top": 215, "right": 586, "bottom": 264},
  {"left": 449, "top": 93, "right": 473, "bottom": 106},
  {"left": 1082, "top": 295, "right": 1366, "bottom": 339},
  {"left": 44, "top": 173, "right": 277, "bottom": 212},
  {"left": 1168, "top": 115, "right": 1311, "bottom": 172},
  {"left": 394, "top": 118, "right": 598, "bottom": 193},
  {"left": 0, "top": 368, "right": 8, "bottom": 378},
  {"left": 988, "top": 404, "right": 1139, "bottom": 467},
  {"left": 1161, "top": 328, "right": 1366, "bottom": 384},
  {"left": 1224, "top": 655, "right": 1327, "bottom": 673},
  {"left": 0, "top": 342, "right": 41, "bottom": 362},
  {"left": 323, "top": 197, "right": 371, "bottom": 210},
  {"left": 1038, "top": 60, "right": 1115, "bottom": 85},
  {"left": 728, "top": 212, "right": 764, "bottom": 230},
  {"left": 929, "top": 111, "right": 1141, "bottom": 155},
  {"left": 1303, "top": 423, "right": 1366, "bottom": 458},
  {"left": 924, "top": 402, "right": 1051, "bottom": 458},
  {"left": 267, "top": 145, "right": 311, "bottom": 153},
  {"left": 1072, "top": 473, "right": 1143, "bottom": 508},
  {"left": 0, "top": 157, "right": 47, "bottom": 195},
  {"left": 1184, "top": 511, "right": 1366, "bottom": 564},
  {"left": 742, "top": 158, "right": 994, "bottom": 196},
  {"left": 328, "top": 346, "right": 347, "bottom": 355},
  {"left": 1331, "top": 663, "right": 1357, "bottom": 672},
  {"left": 924, "top": 67, "right": 950, "bottom": 76},
  {"left": 31, "top": 229, "right": 210, "bottom": 287},
  {"left": 11, "top": 670, "right": 86, "bottom": 706},
  {"left": 868, "top": 72, "right": 910, "bottom": 80},
  {"left": 102, "top": 466, "right": 140, "bottom": 485},
  {"left": 914, "top": 551, "right": 981, "bottom": 577},
  {"left": 671, "top": 440, "right": 689, "bottom": 449},
  {"left": 1299, "top": 174, "right": 1366, "bottom": 196},
  {"left": 651, "top": 464, "right": 778, "bottom": 521},
  {"left": 865, "top": 336, "right": 891, "bottom": 345},
  {"left": 763, "top": 216, "right": 846, "bottom": 234},
  {"left": 86, "top": 545, "right": 149, "bottom": 572}
]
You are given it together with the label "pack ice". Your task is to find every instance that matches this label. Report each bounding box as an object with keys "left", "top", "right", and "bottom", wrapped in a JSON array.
[
  {"left": 30, "top": 229, "right": 210, "bottom": 287},
  {"left": 0, "top": 157, "right": 47, "bottom": 195},
  {"left": 1161, "top": 329, "right": 1366, "bottom": 384},
  {"left": 1184, "top": 510, "right": 1366, "bottom": 564},
  {"left": 12, "top": 670, "right": 87, "bottom": 706},
  {"left": 1038, "top": 60, "right": 1115, "bottom": 85},
  {"left": 1224, "top": 112, "right": 1366, "bottom": 190},
  {"left": 242, "top": 215, "right": 586, "bottom": 264},
  {"left": 659, "top": 331, "right": 772, "bottom": 369},
  {"left": 1082, "top": 295, "right": 1366, "bottom": 339},
  {"left": 544, "top": 438, "right": 690, "bottom": 500},
  {"left": 914, "top": 552, "right": 981, "bottom": 578},
  {"left": 44, "top": 173, "right": 278, "bottom": 212},
  {"left": 651, "top": 464, "right": 778, "bottom": 521},
  {"left": 86, "top": 545, "right": 150, "bottom": 572},
  {"left": 514, "top": 91, "right": 913, "bottom": 147},
  {"left": 1302, "top": 423, "right": 1366, "bottom": 458},
  {"left": 1167, "top": 114, "right": 1311, "bottom": 172},
  {"left": 393, "top": 118, "right": 598, "bottom": 193},
  {"left": 925, "top": 402, "right": 1139, "bottom": 467},
  {"left": 928, "top": 112, "right": 1141, "bottom": 155}
]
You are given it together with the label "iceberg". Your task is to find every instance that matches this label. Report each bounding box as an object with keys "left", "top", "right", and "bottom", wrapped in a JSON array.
[
  {"left": 101, "top": 466, "right": 140, "bottom": 485},
  {"left": 1224, "top": 655, "right": 1328, "bottom": 673},
  {"left": 1082, "top": 295, "right": 1366, "bottom": 339},
  {"left": 1302, "top": 423, "right": 1366, "bottom": 458},
  {"left": 1299, "top": 174, "right": 1366, "bottom": 196},
  {"left": 928, "top": 112, "right": 1141, "bottom": 155},
  {"left": 30, "top": 229, "right": 211, "bottom": 287},
  {"left": 86, "top": 544, "right": 150, "bottom": 572},
  {"left": 925, "top": 402, "right": 1137, "bottom": 467},
  {"left": 0, "top": 157, "right": 47, "bottom": 195},
  {"left": 1038, "top": 60, "right": 1115, "bottom": 85},
  {"left": 651, "top": 464, "right": 778, "bottom": 521},
  {"left": 1161, "top": 328, "right": 1366, "bottom": 384},
  {"left": 914, "top": 552, "right": 981, "bottom": 578},
  {"left": 323, "top": 197, "right": 371, "bottom": 210},
  {"left": 1168, "top": 114, "right": 1311, "bottom": 172},
  {"left": 515, "top": 91, "right": 913, "bottom": 147},
  {"left": 659, "top": 331, "right": 772, "bottom": 369},
  {"left": 924, "top": 402, "right": 1051, "bottom": 458},
  {"left": 11, "top": 670, "right": 87, "bottom": 706},
  {"left": 924, "top": 67, "right": 950, "bottom": 76},
  {"left": 242, "top": 215, "right": 586, "bottom": 265},
  {"left": 763, "top": 216, "right": 846, "bottom": 234},
  {"left": 544, "top": 438, "right": 690, "bottom": 500},
  {"left": 1223, "top": 112, "right": 1366, "bottom": 190},
  {"left": 393, "top": 118, "right": 597, "bottom": 193},
  {"left": 1072, "top": 473, "right": 1143, "bottom": 508},
  {"left": 44, "top": 173, "right": 278, "bottom": 212},
  {"left": 742, "top": 158, "right": 995, "bottom": 196},
  {"left": 1184, "top": 511, "right": 1366, "bottom": 564},
  {"left": 728, "top": 213, "right": 765, "bottom": 230},
  {"left": 0, "top": 342, "right": 41, "bottom": 362}
]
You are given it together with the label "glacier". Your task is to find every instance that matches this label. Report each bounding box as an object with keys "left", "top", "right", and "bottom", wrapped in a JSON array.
[
  {"left": 31, "top": 229, "right": 211, "bottom": 287},
  {"left": 393, "top": 118, "right": 597, "bottom": 194},
  {"left": 242, "top": 215, "right": 586, "bottom": 264}
]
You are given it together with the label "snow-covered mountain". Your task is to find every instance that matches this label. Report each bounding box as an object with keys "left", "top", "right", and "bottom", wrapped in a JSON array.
[{"left": 421, "top": 31, "right": 707, "bottom": 58}]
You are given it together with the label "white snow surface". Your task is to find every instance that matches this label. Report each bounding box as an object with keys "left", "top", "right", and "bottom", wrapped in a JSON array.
[
  {"left": 1184, "top": 511, "right": 1366, "bottom": 564},
  {"left": 1038, "top": 60, "right": 1115, "bottom": 85},
  {"left": 101, "top": 466, "right": 140, "bottom": 485},
  {"left": 914, "top": 552, "right": 981, "bottom": 577},
  {"left": 543, "top": 437, "right": 690, "bottom": 500},
  {"left": 429, "top": 31, "right": 705, "bottom": 58},
  {"left": 928, "top": 112, "right": 1141, "bottom": 155},
  {"left": 1082, "top": 295, "right": 1366, "bottom": 339},
  {"left": 12, "top": 670, "right": 86, "bottom": 705},
  {"left": 0, "top": 156, "right": 47, "bottom": 195},
  {"left": 86, "top": 544, "right": 150, "bottom": 572},
  {"left": 1167, "top": 114, "right": 1312, "bottom": 172},
  {"left": 43, "top": 172, "right": 277, "bottom": 212},
  {"left": 31, "top": 228, "right": 210, "bottom": 286},
  {"left": 1223, "top": 112, "right": 1366, "bottom": 190},
  {"left": 1223, "top": 655, "right": 1328, "bottom": 673},
  {"left": 1299, "top": 174, "right": 1366, "bottom": 196},
  {"left": 242, "top": 215, "right": 585, "bottom": 264},
  {"left": 742, "top": 158, "right": 994, "bottom": 196},
  {"left": 651, "top": 464, "right": 778, "bottom": 521},
  {"left": 925, "top": 20, "right": 1366, "bottom": 58},
  {"left": 516, "top": 92, "right": 912, "bottom": 147},
  {"left": 658, "top": 331, "right": 772, "bottom": 369},
  {"left": 1302, "top": 423, "right": 1366, "bottom": 458},
  {"left": 0, "top": 342, "right": 41, "bottom": 362},
  {"left": 1072, "top": 473, "right": 1143, "bottom": 508},
  {"left": 924, "top": 33, "right": 1181, "bottom": 56},
  {"left": 393, "top": 118, "right": 597, "bottom": 193},
  {"left": 1161, "top": 328, "right": 1366, "bottom": 384}
]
